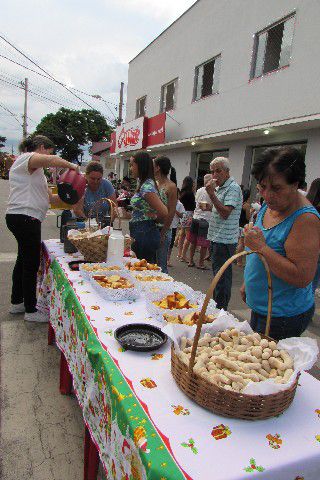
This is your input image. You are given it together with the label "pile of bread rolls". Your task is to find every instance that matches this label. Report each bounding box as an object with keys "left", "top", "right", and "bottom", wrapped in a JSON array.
[{"left": 178, "top": 329, "right": 294, "bottom": 393}]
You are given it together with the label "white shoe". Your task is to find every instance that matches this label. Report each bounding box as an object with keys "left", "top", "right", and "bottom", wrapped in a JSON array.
[
  {"left": 9, "top": 303, "right": 25, "bottom": 314},
  {"left": 24, "top": 311, "right": 49, "bottom": 323}
]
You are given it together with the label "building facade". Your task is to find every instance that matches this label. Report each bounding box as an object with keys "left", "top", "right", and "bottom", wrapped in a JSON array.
[{"left": 122, "top": 0, "right": 320, "bottom": 193}]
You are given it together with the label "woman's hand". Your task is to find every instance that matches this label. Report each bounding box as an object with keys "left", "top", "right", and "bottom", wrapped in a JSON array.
[
  {"left": 244, "top": 225, "right": 266, "bottom": 252},
  {"left": 240, "top": 283, "right": 246, "bottom": 303}
]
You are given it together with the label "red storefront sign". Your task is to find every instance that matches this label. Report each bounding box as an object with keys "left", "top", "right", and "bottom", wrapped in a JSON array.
[
  {"left": 111, "top": 113, "right": 166, "bottom": 154},
  {"left": 146, "top": 113, "right": 166, "bottom": 147},
  {"left": 109, "top": 132, "right": 116, "bottom": 154},
  {"left": 115, "top": 117, "right": 146, "bottom": 153}
]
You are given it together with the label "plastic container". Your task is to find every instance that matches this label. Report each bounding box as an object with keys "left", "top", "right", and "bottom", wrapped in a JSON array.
[{"left": 107, "top": 228, "right": 124, "bottom": 263}]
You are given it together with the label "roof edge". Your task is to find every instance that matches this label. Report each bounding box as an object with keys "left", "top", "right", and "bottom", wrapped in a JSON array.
[{"left": 129, "top": 1, "right": 199, "bottom": 64}]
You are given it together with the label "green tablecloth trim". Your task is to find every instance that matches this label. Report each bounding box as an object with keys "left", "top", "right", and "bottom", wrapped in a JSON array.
[{"left": 51, "top": 259, "right": 186, "bottom": 480}]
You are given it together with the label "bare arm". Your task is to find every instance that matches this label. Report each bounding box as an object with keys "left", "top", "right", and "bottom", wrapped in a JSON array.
[
  {"left": 28, "top": 153, "right": 79, "bottom": 173},
  {"left": 161, "top": 184, "right": 177, "bottom": 234},
  {"left": 144, "top": 192, "right": 168, "bottom": 222},
  {"left": 206, "top": 182, "right": 233, "bottom": 219},
  {"left": 73, "top": 197, "right": 85, "bottom": 218},
  {"left": 244, "top": 213, "right": 320, "bottom": 288}
]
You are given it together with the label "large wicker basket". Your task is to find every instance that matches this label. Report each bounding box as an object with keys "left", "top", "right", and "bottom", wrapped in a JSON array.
[
  {"left": 171, "top": 250, "right": 299, "bottom": 420},
  {"left": 69, "top": 198, "right": 116, "bottom": 262}
]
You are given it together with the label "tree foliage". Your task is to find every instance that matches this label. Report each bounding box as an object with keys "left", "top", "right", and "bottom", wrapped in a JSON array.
[
  {"left": 0, "top": 135, "right": 6, "bottom": 148},
  {"left": 34, "top": 108, "right": 112, "bottom": 163}
]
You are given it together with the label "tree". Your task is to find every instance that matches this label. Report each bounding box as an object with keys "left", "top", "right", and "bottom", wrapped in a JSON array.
[
  {"left": 34, "top": 108, "right": 113, "bottom": 164},
  {"left": 0, "top": 136, "right": 6, "bottom": 148}
]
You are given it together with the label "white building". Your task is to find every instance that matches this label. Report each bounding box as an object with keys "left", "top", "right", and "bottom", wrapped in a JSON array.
[{"left": 123, "top": 0, "right": 320, "bottom": 193}]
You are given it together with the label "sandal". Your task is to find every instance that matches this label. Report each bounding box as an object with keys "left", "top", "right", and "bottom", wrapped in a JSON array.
[
  {"left": 197, "top": 265, "right": 209, "bottom": 270},
  {"left": 188, "top": 262, "right": 195, "bottom": 267}
]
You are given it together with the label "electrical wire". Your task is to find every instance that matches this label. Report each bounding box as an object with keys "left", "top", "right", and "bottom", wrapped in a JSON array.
[
  {"left": 0, "top": 101, "right": 23, "bottom": 126},
  {"left": 0, "top": 53, "right": 119, "bottom": 109},
  {"left": 0, "top": 76, "right": 115, "bottom": 124},
  {"left": 0, "top": 33, "right": 119, "bottom": 120}
]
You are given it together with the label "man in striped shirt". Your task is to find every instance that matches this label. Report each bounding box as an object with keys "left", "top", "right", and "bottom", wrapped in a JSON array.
[{"left": 206, "top": 157, "right": 243, "bottom": 310}]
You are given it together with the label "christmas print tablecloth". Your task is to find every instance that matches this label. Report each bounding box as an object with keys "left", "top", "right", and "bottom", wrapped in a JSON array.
[{"left": 39, "top": 239, "right": 320, "bottom": 480}]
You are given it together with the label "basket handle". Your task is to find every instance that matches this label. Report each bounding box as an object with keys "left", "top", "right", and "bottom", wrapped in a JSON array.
[
  {"left": 188, "top": 250, "right": 273, "bottom": 375},
  {"left": 88, "top": 198, "right": 121, "bottom": 229}
]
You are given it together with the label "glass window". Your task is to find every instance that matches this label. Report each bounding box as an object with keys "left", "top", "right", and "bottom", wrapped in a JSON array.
[
  {"left": 160, "top": 79, "right": 177, "bottom": 112},
  {"left": 251, "top": 14, "right": 295, "bottom": 78},
  {"left": 135, "top": 96, "right": 146, "bottom": 118},
  {"left": 194, "top": 54, "right": 221, "bottom": 101}
]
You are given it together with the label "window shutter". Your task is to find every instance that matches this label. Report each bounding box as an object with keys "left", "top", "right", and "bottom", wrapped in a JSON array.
[
  {"left": 254, "top": 31, "right": 267, "bottom": 77},
  {"left": 279, "top": 16, "right": 295, "bottom": 67},
  {"left": 212, "top": 55, "right": 221, "bottom": 93}
]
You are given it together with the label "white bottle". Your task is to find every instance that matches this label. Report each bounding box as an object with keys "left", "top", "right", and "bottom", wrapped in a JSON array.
[{"left": 107, "top": 228, "right": 124, "bottom": 263}]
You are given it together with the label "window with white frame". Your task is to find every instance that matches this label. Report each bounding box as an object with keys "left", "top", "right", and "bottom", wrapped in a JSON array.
[
  {"left": 251, "top": 14, "right": 295, "bottom": 79},
  {"left": 136, "top": 96, "right": 146, "bottom": 118},
  {"left": 193, "top": 54, "right": 221, "bottom": 101},
  {"left": 160, "top": 79, "right": 177, "bottom": 112}
]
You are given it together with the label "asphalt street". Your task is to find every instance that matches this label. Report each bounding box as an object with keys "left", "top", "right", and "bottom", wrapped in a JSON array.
[{"left": 0, "top": 178, "right": 319, "bottom": 479}]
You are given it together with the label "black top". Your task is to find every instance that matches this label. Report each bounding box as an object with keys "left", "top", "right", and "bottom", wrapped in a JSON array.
[{"left": 180, "top": 190, "right": 195, "bottom": 211}]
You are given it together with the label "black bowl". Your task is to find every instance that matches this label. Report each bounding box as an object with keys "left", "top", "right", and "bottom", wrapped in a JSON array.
[
  {"left": 114, "top": 323, "right": 167, "bottom": 352},
  {"left": 68, "top": 260, "right": 89, "bottom": 271}
]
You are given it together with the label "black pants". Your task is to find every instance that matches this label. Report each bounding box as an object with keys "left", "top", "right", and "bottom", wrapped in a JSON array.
[
  {"left": 211, "top": 242, "right": 237, "bottom": 310},
  {"left": 6, "top": 214, "right": 41, "bottom": 313},
  {"left": 250, "top": 305, "right": 315, "bottom": 340}
]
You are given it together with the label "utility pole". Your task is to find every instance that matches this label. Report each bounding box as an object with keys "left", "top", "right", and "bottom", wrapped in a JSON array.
[
  {"left": 22, "top": 77, "right": 28, "bottom": 139},
  {"left": 117, "top": 82, "right": 124, "bottom": 126}
]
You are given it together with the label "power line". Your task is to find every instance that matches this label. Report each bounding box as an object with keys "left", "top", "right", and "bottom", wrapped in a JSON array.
[
  {"left": 0, "top": 101, "right": 23, "bottom": 126},
  {"left": 0, "top": 53, "right": 119, "bottom": 109},
  {"left": 0, "top": 33, "right": 117, "bottom": 116},
  {"left": 0, "top": 76, "right": 115, "bottom": 124}
]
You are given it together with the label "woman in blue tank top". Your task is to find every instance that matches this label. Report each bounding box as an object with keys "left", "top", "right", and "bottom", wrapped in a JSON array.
[{"left": 242, "top": 147, "right": 320, "bottom": 340}]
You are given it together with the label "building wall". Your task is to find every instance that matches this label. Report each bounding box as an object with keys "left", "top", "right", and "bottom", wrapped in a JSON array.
[{"left": 126, "top": 0, "right": 320, "bottom": 142}]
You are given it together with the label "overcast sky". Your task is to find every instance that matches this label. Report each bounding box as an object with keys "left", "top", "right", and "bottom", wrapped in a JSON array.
[{"left": 0, "top": 0, "right": 195, "bottom": 153}]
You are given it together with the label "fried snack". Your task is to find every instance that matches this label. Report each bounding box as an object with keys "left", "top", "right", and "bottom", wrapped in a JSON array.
[
  {"left": 164, "top": 311, "right": 217, "bottom": 325},
  {"left": 178, "top": 329, "right": 294, "bottom": 392},
  {"left": 92, "top": 274, "right": 134, "bottom": 289},
  {"left": 83, "top": 264, "right": 122, "bottom": 272},
  {"left": 153, "top": 292, "right": 197, "bottom": 310},
  {"left": 134, "top": 274, "right": 172, "bottom": 282},
  {"left": 125, "top": 259, "right": 161, "bottom": 271}
]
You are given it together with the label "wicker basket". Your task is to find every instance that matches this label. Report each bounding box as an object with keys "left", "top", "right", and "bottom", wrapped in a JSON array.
[
  {"left": 69, "top": 198, "right": 117, "bottom": 262},
  {"left": 171, "top": 250, "right": 299, "bottom": 420}
]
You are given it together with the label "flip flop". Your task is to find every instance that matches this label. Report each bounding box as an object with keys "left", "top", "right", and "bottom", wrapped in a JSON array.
[
  {"left": 188, "top": 262, "right": 196, "bottom": 267},
  {"left": 197, "top": 265, "right": 209, "bottom": 270}
]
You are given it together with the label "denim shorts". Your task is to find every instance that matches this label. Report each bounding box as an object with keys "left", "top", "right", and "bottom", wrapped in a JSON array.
[
  {"left": 250, "top": 304, "right": 315, "bottom": 340},
  {"left": 129, "top": 220, "right": 160, "bottom": 264}
]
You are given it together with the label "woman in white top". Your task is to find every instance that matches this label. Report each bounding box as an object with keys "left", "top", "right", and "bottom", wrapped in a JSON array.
[
  {"left": 185, "top": 173, "right": 213, "bottom": 269},
  {"left": 6, "top": 135, "right": 79, "bottom": 322}
]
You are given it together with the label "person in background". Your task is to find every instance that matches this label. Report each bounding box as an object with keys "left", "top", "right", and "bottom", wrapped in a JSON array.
[
  {"left": 206, "top": 157, "right": 242, "bottom": 310},
  {"left": 6, "top": 135, "right": 79, "bottom": 322},
  {"left": 154, "top": 156, "right": 178, "bottom": 273},
  {"left": 177, "top": 176, "right": 196, "bottom": 261},
  {"left": 186, "top": 173, "right": 213, "bottom": 269},
  {"left": 242, "top": 147, "right": 320, "bottom": 340},
  {"left": 306, "top": 178, "right": 320, "bottom": 295},
  {"left": 73, "top": 161, "right": 117, "bottom": 223},
  {"left": 128, "top": 152, "right": 168, "bottom": 262},
  {"left": 298, "top": 180, "right": 308, "bottom": 196},
  {"left": 239, "top": 189, "right": 251, "bottom": 228},
  {"left": 167, "top": 193, "right": 185, "bottom": 267}
]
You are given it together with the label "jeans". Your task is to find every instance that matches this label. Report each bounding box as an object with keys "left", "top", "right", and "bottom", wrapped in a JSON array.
[
  {"left": 6, "top": 214, "right": 42, "bottom": 313},
  {"left": 211, "top": 242, "right": 237, "bottom": 310},
  {"left": 156, "top": 229, "right": 172, "bottom": 274},
  {"left": 250, "top": 305, "right": 315, "bottom": 340},
  {"left": 129, "top": 220, "right": 161, "bottom": 264}
]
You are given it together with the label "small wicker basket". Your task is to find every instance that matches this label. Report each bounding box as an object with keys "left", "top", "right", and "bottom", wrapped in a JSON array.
[
  {"left": 69, "top": 198, "right": 117, "bottom": 262},
  {"left": 171, "top": 250, "right": 299, "bottom": 420}
]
